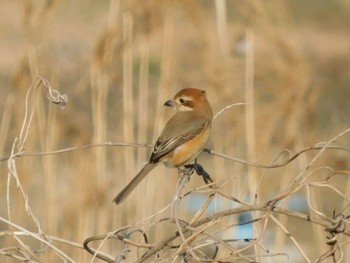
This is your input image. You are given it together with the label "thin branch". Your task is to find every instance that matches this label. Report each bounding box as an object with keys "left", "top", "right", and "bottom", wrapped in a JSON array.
[
  {"left": 204, "top": 144, "right": 350, "bottom": 169},
  {"left": 0, "top": 216, "right": 75, "bottom": 263}
]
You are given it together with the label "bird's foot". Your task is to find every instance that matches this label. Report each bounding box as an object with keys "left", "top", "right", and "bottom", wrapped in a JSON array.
[{"left": 184, "top": 163, "right": 214, "bottom": 185}]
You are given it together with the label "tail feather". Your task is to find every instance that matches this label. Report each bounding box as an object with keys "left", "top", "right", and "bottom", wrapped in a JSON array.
[{"left": 113, "top": 163, "right": 157, "bottom": 205}]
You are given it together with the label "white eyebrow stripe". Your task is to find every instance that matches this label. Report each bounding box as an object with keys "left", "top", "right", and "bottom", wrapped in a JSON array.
[{"left": 178, "top": 105, "right": 193, "bottom": 111}]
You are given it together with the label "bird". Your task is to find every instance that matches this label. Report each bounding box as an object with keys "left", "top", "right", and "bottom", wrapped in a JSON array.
[{"left": 113, "top": 88, "right": 213, "bottom": 205}]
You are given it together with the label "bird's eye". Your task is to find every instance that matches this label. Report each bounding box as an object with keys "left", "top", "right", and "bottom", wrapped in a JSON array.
[{"left": 179, "top": 98, "right": 185, "bottom": 104}]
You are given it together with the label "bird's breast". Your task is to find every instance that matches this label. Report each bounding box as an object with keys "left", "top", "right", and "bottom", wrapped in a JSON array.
[{"left": 162, "top": 125, "right": 210, "bottom": 167}]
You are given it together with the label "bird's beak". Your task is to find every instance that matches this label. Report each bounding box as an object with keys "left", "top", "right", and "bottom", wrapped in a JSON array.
[{"left": 164, "top": 100, "right": 176, "bottom": 107}]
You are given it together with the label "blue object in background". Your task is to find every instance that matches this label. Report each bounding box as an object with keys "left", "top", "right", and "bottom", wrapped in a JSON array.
[{"left": 184, "top": 193, "right": 254, "bottom": 240}]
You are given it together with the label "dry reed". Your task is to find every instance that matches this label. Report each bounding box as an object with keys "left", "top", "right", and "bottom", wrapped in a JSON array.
[{"left": 1, "top": 1, "right": 350, "bottom": 262}]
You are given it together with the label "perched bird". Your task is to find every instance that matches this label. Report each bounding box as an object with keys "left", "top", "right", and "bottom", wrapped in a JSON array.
[{"left": 113, "top": 88, "right": 213, "bottom": 205}]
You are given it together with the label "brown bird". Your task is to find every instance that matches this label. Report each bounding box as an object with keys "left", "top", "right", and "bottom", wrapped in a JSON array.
[{"left": 113, "top": 88, "right": 213, "bottom": 205}]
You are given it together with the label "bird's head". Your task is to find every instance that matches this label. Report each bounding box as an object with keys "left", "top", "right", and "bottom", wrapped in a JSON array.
[{"left": 164, "top": 88, "right": 212, "bottom": 115}]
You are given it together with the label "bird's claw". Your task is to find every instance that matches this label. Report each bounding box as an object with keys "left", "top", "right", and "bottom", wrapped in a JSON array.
[{"left": 184, "top": 163, "right": 213, "bottom": 184}]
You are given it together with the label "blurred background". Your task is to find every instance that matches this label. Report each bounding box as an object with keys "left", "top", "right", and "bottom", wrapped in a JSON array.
[{"left": 1, "top": 0, "right": 349, "bottom": 262}]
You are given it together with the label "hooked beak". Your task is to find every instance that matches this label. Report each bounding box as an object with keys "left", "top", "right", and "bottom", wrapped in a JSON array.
[{"left": 164, "top": 100, "right": 176, "bottom": 107}]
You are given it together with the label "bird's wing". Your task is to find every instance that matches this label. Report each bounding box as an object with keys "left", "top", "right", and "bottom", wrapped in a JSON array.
[{"left": 149, "top": 112, "right": 209, "bottom": 163}]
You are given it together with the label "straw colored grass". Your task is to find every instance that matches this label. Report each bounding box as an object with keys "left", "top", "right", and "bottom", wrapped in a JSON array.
[{"left": 1, "top": 1, "right": 350, "bottom": 262}]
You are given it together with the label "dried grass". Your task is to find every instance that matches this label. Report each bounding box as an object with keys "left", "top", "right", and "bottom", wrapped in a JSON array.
[{"left": 1, "top": 1, "right": 350, "bottom": 262}]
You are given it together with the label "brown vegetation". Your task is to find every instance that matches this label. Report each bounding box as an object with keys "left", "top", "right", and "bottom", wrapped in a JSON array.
[{"left": 1, "top": 0, "right": 350, "bottom": 262}]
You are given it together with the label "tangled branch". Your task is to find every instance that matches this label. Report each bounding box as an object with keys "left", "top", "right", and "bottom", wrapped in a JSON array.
[
  {"left": 1, "top": 78, "right": 349, "bottom": 262},
  {"left": 84, "top": 158, "right": 350, "bottom": 262}
]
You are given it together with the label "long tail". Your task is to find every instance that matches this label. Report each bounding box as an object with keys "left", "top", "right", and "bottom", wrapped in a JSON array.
[{"left": 113, "top": 163, "right": 157, "bottom": 205}]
